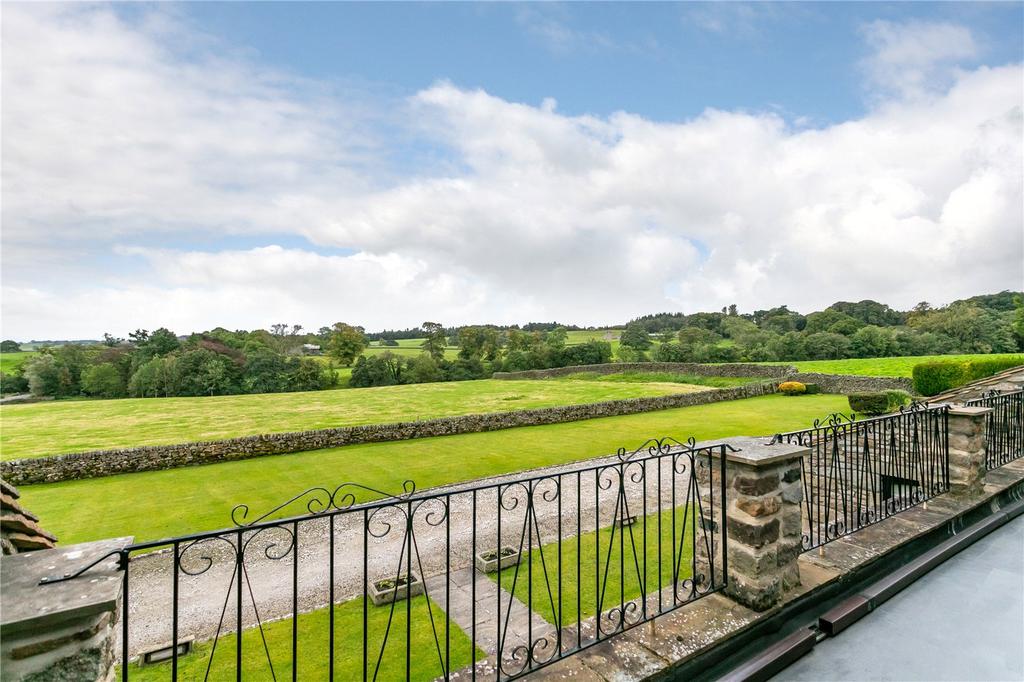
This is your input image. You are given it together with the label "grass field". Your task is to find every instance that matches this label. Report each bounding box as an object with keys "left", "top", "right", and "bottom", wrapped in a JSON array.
[
  {"left": 495, "top": 506, "right": 694, "bottom": 625},
  {"left": 0, "top": 350, "right": 36, "bottom": 374},
  {"left": 0, "top": 379, "right": 706, "bottom": 460},
  {"left": 769, "top": 353, "right": 1024, "bottom": 377},
  {"left": 18, "top": 393, "right": 847, "bottom": 544},
  {"left": 555, "top": 371, "right": 757, "bottom": 388},
  {"left": 126, "top": 594, "right": 477, "bottom": 681}
]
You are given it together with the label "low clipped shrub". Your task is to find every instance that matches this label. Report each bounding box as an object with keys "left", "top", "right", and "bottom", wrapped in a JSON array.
[
  {"left": 885, "top": 389, "right": 912, "bottom": 410},
  {"left": 778, "top": 381, "right": 807, "bottom": 396},
  {"left": 913, "top": 357, "right": 1024, "bottom": 396},
  {"left": 803, "top": 383, "right": 821, "bottom": 395},
  {"left": 849, "top": 390, "right": 912, "bottom": 416},
  {"left": 848, "top": 392, "right": 892, "bottom": 416}
]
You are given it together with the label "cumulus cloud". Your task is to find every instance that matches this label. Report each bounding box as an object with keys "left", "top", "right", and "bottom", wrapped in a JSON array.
[
  {"left": 860, "top": 20, "right": 979, "bottom": 98},
  {"left": 1, "top": 7, "right": 1022, "bottom": 339}
]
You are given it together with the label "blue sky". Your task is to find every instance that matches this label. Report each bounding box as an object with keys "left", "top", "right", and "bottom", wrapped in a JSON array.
[
  {"left": 181, "top": 2, "right": 1022, "bottom": 123},
  {"left": 2, "top": 2, "right": 1022, "bottom": 338}
]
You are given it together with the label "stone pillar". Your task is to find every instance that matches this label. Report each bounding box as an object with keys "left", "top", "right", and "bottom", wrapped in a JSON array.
[
  {"left": 698, "top": 437, "right": 809, "bottom": 612},
  {"left": 1, "top": 537, "right": 132, "bottom": 681},
  {"left": 947, "top": 406, "right": 991, "bottom": 498}
]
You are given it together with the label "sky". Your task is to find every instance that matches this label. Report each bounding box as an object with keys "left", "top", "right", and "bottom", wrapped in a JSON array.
[{"left": 2, "top": 2, "right": 1022, "bottom": 340}]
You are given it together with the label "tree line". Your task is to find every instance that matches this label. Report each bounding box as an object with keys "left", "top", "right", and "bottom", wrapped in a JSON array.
[
  {"left": 2, "top": 327, "right": 340, "bottom": 398},
  {"left": 631, "top": 293, "right": 1023, "bottom": 363},
  {"left": 2, "top": 291, "right": 1020, "bottom": 398}
]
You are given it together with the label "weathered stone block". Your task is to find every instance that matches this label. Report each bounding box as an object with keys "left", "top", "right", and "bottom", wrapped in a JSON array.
[
  {"left": 776, "top": 537, "right": 803, "bottom": 565},
  {"left": 733, "top": 473, "right": 779, "bottom": 497},
  {"left": 727, "top": 516, "right": 780, "bottom": 548},
  {"left": 780, "top": 481, "right": 803, "bottom": 505},
  {"left": 725, "top": 572, "right": 782, "bottom": 612},
  {"left": 781, "top": 466, "right": 802, "bottom": 483},
  {"left": 735, "top": 494, "right": 781, "bottom": 518},
  {"left": 780, "top": 504, "right": 803, "bottom": 538},
  {"left": 780, "top": 563, "right": 801, "bottom": 592},
  {"left": 727, "top": 543, "right": 777, "bottom": 576}
]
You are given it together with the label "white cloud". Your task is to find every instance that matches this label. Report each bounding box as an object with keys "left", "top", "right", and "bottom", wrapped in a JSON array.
[
  {"left": 1, "top": 7, "right": 1022, "bottom": 339},
  {"left": 860, "top": 20, "right": 979, "bottom": 98}
]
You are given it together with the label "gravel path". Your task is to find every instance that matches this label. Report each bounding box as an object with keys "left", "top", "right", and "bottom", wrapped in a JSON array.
[{"left": 119, "top": 446, "right": 724, "bottom": 664}]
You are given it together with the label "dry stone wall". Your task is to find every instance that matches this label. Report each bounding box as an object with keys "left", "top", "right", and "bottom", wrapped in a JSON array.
[
  {"left": 782, "top": 372, "right": 913, "bottom": 394},
  {"left": 2, "top": 382, "right": 779, "bottom": 485},
  {"left": 494, "top": 362, "right": 794, "bottom": 380}
]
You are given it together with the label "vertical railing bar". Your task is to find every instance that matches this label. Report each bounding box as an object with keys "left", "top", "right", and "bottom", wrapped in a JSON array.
[
  {"left": 329, "top": 514, "right": 335, "bottom": 680},
  {"left": 720, "top": 445, "right": 728, "bottom": 586},
  {"left": 405, "top": 500, "right": 412, "bottom": 681},
  {"left": 172, "top": 541, "right": 180, "bottom": 681},
  {"left": 445, "top": 493, "right": 451, "bottom": 681},
  {"left": 236, "top": 529, "right": 243, "bottom": 682},
  {"left": 122, "top": 550, "right": 130, "bottom": 682},
  {"left": 470, "top": 489, "right": 477, "bottom": 682},
  {"left": 362, "top": 508, "right": 368, "bottom": 682},
  {"left": 292, "top": 521, "right": 299, "bottom": 682}
]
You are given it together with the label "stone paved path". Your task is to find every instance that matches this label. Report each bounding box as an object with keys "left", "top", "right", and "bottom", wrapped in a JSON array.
[{"left": 425, "top": 568, "right": 555, "bottom": 656}]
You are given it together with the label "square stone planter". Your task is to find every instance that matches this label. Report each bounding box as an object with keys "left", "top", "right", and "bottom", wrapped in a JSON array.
[
  {"left": 475, "top": 547, "right": 521, "bottom": 573},
  {"left": 368, "top": 574, "right": 423, "bottom": 606}
]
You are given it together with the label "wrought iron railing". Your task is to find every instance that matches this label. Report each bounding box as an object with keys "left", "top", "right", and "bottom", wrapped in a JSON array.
[
  {"left": 967, "top": 389, "right": 1024, "bottom": 470},
  {"left": 45, "top": 438, "right": 732, "bottom": 681},
  {"left": 771, "top": 404, "right": 949, "bottom": 552}
]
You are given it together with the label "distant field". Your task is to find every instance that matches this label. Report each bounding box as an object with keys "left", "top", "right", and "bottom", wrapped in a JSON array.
[
  {"left": 555, "top": 371, "right": 758, "bottom": 388},
  {"left": 19, "top": 393, "right": 848, "bottom": 544},
  {"left": 0, "top": 351, "right": 36, "bottom": 374},
  {"left": 769, "top": 353, "right": 1024, "bottom": 378},
  {"left": 0, "top": 379, "right": 704, "bottom": 460}
]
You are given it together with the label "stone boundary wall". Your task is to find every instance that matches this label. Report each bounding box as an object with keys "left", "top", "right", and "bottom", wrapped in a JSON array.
[
  {"left": 493, "top": 362, "right": 795, "bottom": 380},
  {"left": 1, "top": 382, "right": 778, "bottom": 485},
  {"left": 784, "top": 372, "right": 914, "bottom": 394}
]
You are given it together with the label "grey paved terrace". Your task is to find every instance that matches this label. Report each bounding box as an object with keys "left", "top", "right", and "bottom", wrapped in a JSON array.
[{"left": 774, "top": 514, "right": 1024, "bottom": 682}]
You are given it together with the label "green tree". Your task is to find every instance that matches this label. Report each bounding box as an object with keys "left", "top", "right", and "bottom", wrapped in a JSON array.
[
  {"left": 546, "top": 327, "right": 568, "bottom": 350},
  {"left": 620, "top": 322, "right": 652, "bottom": 351},
  {"left": 326, "top": 322, "right": 368, "bottom": 366},
  {"left": 23, "top": 354, "right": 72, "bottom": 397},
  {"left": 1, "top": 340, "right": 22, "bottom": 353},
  {"left": 1012, "top": 296, "right": 1024, "bottom": 350},
  {"left": 420, "top": 322, "right": 447, "bottom": 361},
  {"left": 81, "top": 363, "right": 127, "bottom": 398},
  {"left": 804, "top": 332, "right": 851, "bottom": 360},
  {"left": 849, "top": 326, "right": 899, "bottom": 358}
]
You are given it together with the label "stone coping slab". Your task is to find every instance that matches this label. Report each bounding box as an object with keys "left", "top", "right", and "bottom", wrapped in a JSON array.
[
  {"left": 0, "top": 537, "right": 132, "bottom": 636},
  {"left": 507, "top": 458, "right": 1024, "bottom": 680},
  {"left": 700, "top": 436, "right": 810, "bottom": 468}
]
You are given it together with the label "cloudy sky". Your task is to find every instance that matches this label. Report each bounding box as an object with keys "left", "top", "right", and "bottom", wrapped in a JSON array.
[{"left": 2, "top": 2, "right": 1022, "bottom": 340}]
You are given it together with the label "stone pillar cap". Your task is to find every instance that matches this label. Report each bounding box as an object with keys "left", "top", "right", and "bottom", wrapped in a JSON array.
[
  {"left": 946, "top": 405, "right": 993, "bottom": 417},
  {"left": 698, "top": 436, "right": 809, "bottom": 467},
  {"left": 0, "top": 537, "right": 132, "bottom": 636}
]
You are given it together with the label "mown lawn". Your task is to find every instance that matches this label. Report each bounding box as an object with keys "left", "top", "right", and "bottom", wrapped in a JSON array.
[
  {"left": 0, "top": 379, "right": 704, "bottom": 460},
  {"left": 0, "top": 350, "right": 36, "bottom": 374},
  {"left": 767, "top": 353, "right": 1024, "bottom": 377},
  {"left": 125, "top": 595, "right": 478, "bottom": 682},
  {"left": 494, "top": 506, "right": 697, "bottom": 625},
  {"left": 18, "top": 393, "right": 846, "bottom": 544}
]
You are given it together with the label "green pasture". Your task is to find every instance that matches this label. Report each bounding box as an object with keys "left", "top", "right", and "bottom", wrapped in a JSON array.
[
  {"left": 768, "top": 353, "right": 1024, "bottom": 378},
  {"left": 0, "top": 351, "right": 36, "bottom": 374},
  {"left": 125, "top": 594, "right": 478, "bottom": 682},
  {"left": 555, "top": 371, "right": 756, "bottom": 388},
  {"left": 18, "top": 393, "right": 846, "bottom": 544},
  {"left": 494, "top": 506, "right": 696, "bottom": 625},
  {"left": 0, "top": 379, "right": 703, "bottom": 460}
]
